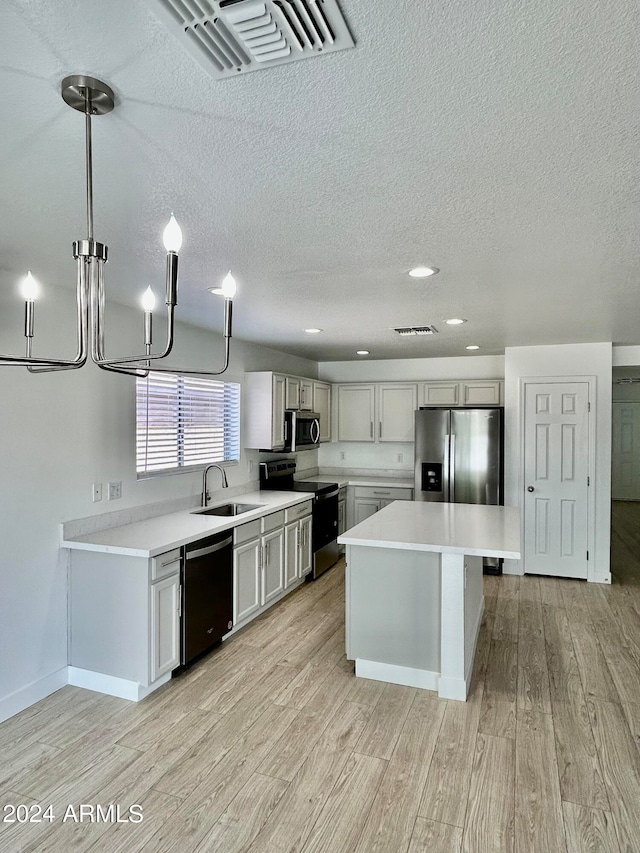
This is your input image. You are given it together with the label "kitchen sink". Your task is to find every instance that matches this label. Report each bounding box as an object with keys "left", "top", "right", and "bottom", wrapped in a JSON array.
[{"left": 191, "top": 502, "right": 265, "bottom": 517}]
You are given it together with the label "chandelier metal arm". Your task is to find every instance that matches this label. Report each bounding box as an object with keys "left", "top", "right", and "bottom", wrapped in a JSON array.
[{"left": 2, "top": 257, "right": 89, "bottom": 371}]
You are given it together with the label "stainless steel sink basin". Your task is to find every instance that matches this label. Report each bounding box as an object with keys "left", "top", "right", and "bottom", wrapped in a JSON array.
[{"left": 191, "top": 502, "right": 264, "bottom": 517}]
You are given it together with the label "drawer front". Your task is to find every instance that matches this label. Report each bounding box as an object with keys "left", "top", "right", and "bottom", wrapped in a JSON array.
[
  {"left": 151, "top": 548, "right": 181, "bottom": 581},
  {"left": 285, "top": 500, "right": 313, "bottom": 523},
  {"left": 234, "top": 519, "right": 261, "bottom": 545},
  {"left": 353, "top": 486, "right": 413, "bottom": 501},
  {"left": 261, "top": 510, "right": 285, "bottom": 533}
]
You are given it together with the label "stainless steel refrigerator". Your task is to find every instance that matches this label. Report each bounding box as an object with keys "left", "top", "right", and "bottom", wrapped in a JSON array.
[{"left": 414, "top": 407, "right": 504, "bottom": 570}]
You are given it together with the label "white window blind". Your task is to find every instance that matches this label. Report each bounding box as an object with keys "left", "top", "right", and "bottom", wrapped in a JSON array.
[{"left": 136, "top": 371, "right": 241, "bottom": 477}]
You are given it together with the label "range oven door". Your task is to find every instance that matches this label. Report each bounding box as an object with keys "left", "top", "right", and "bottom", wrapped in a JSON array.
[{"left": 311, "top": 488, "right": 340, "bottom": 578}]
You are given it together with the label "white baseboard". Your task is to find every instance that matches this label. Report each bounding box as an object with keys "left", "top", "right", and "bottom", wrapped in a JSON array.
[
  {"left": 437, "top": 675, "right": 468, "bottom": 701},
  {"left": 355, "top": 659, "right": 439, "bottom": 692},
  {"left": 67, "top": 667, "right": 170, "bottom": 701},
  {"left": 0, "top": 667, "right": 68, "bottom": 724}
]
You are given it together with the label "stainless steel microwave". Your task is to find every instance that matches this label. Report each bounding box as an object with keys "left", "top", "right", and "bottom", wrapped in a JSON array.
[{"left": 284, "top": 411, "right": 320, "bottom": 451}]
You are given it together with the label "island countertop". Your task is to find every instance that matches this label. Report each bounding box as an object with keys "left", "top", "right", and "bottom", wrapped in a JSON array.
[{"left": 338, "top": 500, "right": 521, "bottom": 559}]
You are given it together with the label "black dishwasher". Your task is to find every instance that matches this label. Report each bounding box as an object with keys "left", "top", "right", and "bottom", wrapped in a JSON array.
[{"left": 181, "top": 529, "right": 233, "bottom": 666}]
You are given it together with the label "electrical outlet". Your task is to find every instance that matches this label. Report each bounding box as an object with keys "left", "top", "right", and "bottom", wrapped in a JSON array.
[
  {"left": 92, "top": 483, "right": 102, "bottom": 502},
  {"left": 108, "top": 481, "right": 122, "bottom": 500},
  {"left": 397, "top": 452, "right": 404, "bottom": 463},
  {"left": 340, "top": 451, "right": 346, "bottom": 461}
]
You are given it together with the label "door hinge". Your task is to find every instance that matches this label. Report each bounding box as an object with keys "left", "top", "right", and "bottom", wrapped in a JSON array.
[
  {"left": 588, "top": 401, "right": 591, "bottom": 412},
  {"left": 587, "top": 476, "right": 590, "bottom": 486},
  {"left": 587, "top": 551, "right": 589, "bottom": 561}
]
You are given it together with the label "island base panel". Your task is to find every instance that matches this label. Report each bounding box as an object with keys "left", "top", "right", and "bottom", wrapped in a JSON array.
[{"left": 346, "top": 546, "right": 441, "bottom": 673}]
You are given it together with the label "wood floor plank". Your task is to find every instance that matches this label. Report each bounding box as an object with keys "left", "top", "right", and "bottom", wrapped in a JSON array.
[
  {"left": 462, "top": 733, "right": 515, "bottom": 853},
  {"left": 620, "top": 703, "right": 640, "bottom": 755},
  {"left": 562, "top": 802, "right": 621, "bottom": 853},
  {"left": 419, "top": 681, "right": 484, "bottom": 828},
  {"left": 515, "top": 710, "right": 566, "bottom": 853},
  {"left": 353, "top": 694, "right": 445, "bottom": 853},
  {"left": 298, "top": 751, "right": 387, "bottom": 853},
  {"left": 598, "top": 644, "right": 640, "bottom": 707},
  {"left": 147, "top": 702, "right": 299, "bottom": 853},
  {"left": 191, "top": 772, "right": 288, "bottom": 853},
  {"left": 354, "top": 682, "right": 417, "bottom": 760},
  {"left": 409, "top": 818, "right": 463, "bottom": 853},
  {"left": 243, "top": 699, "right": 373, "bottom": 853},
  {"left": 479, "top": 639, "right": 517, "bottom": 739},
  {"left": 543, "top": 604, "right": 610, "bottom": 810},
  {"left": 517, "top": 596, "right": 552, "bottom": 714},
  {"left": 588, "top": 698, "right": 640, "bottom": 853},
  {"left": 569, "top": 619, "right": 618, "bottom": 702},
  {"left": 152, "top": 666, "right": 298, "bottom": 800}
]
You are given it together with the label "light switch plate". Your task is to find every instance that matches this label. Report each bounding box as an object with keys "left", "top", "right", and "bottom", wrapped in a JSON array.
[
  {"left": 108, "top": 481, "right": 122, "bottom": 500},
  {"left": 92, "top": 483, "right": 102, "bottom": 502}
]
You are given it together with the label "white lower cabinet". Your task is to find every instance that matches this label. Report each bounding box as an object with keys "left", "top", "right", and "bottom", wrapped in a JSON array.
[
  {"left": 350, "top": 485, "right": 414, "bottom": 528},
  {"left": 233, "top": 503, "right": 311, "bottom": 628},
  {"left": 262, "top": 527, "right": 285, "bottom": 604},
  {"left": 285, "top": 511, "right": 313, "bottom": 586},
  {"left": 233, "top": 537, "right": 261, "bottom": 624},
  {"left": 149, "top": 573, "right": 181, "bottom": 683},
  {"left": 69, "top": 546, "right": 182, "bottom": 699}
]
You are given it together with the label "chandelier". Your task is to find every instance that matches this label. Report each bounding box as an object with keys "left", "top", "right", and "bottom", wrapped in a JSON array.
[{"left": 1, "top": 74, "right": 235, "bottom": 377}]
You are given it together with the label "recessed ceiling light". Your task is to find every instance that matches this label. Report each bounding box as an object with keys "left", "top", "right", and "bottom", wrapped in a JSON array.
[
  {"left": 445, "top": 318, "right": 466, "bottom": 325},
  {"left": 356, "top": 350, "right": 369, "bottom": 356},
  {"left": 466, "top": 345, "right": 480, "bottom": 350},
  {"left": 304, "top": 328, "right": 323, "bottom": 334},
  {"left": 408, "top": 266, "right": 439, "bottom": 278}
]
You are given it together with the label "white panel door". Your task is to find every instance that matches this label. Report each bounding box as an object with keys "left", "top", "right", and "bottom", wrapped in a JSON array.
[
  {"left": 523, "top": 382, "right": 589, "bottom": 579},
  {"left": 612, "top": 402, "right": 640, "bottom": 500}
]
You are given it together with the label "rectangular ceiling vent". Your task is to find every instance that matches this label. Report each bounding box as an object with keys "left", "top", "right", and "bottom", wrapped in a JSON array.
[
  {"left": 394, "top": 326, "right": 439, "bottom": 337},
  {"left": 145, "top": 0, "right": 355, "bottom": 79}
]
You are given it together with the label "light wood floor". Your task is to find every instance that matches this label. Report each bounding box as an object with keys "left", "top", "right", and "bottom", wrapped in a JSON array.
[{"left": 3, "top": 503, "right": 640, "bottom": 852}]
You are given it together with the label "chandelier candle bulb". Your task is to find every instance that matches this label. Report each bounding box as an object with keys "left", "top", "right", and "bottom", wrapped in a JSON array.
[
  {"left": 141, "top": 289, "right": 155, "bottom": 349},
  {"left": 22, "top": 271, "right": 37, "bottom": 340}
]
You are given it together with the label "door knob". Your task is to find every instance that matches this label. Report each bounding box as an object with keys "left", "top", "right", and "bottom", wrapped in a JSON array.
[{"left": 527, "top": 486, "right": 534, "bottom": 492}]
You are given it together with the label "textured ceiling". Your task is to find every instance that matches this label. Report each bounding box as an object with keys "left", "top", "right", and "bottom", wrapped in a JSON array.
[{"left": 1, "top": 0, "right": 639, "bottom": 362}]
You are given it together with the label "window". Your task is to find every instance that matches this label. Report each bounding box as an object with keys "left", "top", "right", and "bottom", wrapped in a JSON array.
[{"left": 136, "top": 371, "right": 241, "bottom": 477}]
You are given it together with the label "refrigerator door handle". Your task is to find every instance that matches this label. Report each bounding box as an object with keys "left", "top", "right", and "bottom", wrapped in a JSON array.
[
  {"left": 449, "top": 433, "right": 456, "bottom": 501},
  {"left": 444, "top": 434, "right": 450, "bottom": 501}
]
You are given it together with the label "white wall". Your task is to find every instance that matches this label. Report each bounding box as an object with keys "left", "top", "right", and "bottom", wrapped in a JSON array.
[
  {"left": 318, "top": 355, "right": 504, "bottom": 383},
  {"left": 0, "top": 281, "right": 316, "bottom": 718},
  {"left": 318, "top": 355, "right": 504, "bottom": 473},
  {"left": 503, "top": 343, "right": 612, "bottom": 582}
]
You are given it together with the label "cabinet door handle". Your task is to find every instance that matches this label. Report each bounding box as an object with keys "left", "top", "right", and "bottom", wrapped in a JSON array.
[
  {"left": 379, "top": 421, "right": 382, "bottom": 439},
  {"left": 177, "top": 584, "right": 182, "bottom": 617},
  {"left": 370, "top": 421, "right": 373, "bottom": 438}
]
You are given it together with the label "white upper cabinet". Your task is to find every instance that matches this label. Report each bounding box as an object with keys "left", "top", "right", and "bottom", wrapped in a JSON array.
[
  {"left": 377, "top": 384, "right": 418, "bottom": 441},
  {"left": 313, "top": 381, "right": 331, "bottom": 442},
  {"left": 338, "top": 383, "right": 417, "bottom": 442},
  {"left": 299, "top": 379, "right": 314, "bottom": 411},
  {"left": 285, "top": 376, "right": 301, "bottom": 410},
  {"left": 460, "top": 380, "right": 502, "bottom": 406},
  {"left": 245, "top": 372, "right": 287, "bottom": 450},
  {"left": 420, "top": 380, "right": 503, "bottom": 407},
  {"left": 421, "top": 381, "right": 460, "bottom": 406},
  {"left": 338, "top": 385, "right": 376, "bottom": 442}
]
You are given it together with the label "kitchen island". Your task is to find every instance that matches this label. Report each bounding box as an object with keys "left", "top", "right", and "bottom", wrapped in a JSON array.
[{"left": 338, "top": 501, "right": 521, "bottom": 701}]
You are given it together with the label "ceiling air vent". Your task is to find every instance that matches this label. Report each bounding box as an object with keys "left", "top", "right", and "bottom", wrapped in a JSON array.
[
  {"left": 394, "top": 326, "right": 439, "bottom": 337},
  {"left": 144, "top": 0, "right": 355, "bottom": 79}
]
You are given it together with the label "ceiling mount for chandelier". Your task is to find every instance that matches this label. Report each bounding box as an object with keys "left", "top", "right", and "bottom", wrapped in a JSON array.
[{"left": 1, "top": 74, "right": 236, "bottom": 378}]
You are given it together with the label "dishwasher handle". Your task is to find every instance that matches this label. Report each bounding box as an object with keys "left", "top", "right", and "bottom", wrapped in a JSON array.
[{"left": 185, "top": 535, "right": 233, "bottom": 560}]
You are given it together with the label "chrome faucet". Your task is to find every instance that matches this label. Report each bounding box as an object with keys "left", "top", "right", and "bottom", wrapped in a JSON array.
[{"left": 202, "top": 464, "right": 228, "bottom": 506}]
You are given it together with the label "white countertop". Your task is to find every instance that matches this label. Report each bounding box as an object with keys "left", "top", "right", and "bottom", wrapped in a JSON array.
[
  {"left": 297, "top": 474, "right": 414, "bottom": 489},
  {"left": 338, "top": 501, "right": 521, "bottom": 559},
  {"left": 61, "top": 490, "right": 314, "bottom": 558}
]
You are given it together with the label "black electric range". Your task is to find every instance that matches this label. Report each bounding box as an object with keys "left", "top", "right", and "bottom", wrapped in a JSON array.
[{"left": 259, "top": 460, "right": 340, "bottom": 579}]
